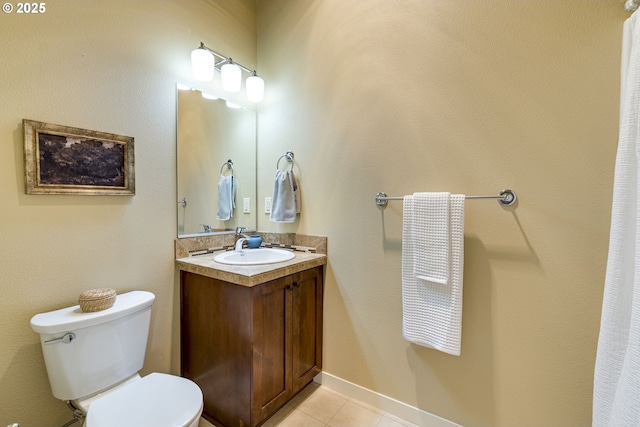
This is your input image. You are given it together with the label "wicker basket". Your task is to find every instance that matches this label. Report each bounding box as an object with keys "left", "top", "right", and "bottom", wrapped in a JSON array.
[{"left": 79, "top": 288, "right": 117, "bottom": 312}]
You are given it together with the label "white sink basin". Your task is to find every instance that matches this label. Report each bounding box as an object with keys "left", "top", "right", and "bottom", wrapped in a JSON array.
[{"left": 213, "top": 248, "right": 295, "bottom": 265}]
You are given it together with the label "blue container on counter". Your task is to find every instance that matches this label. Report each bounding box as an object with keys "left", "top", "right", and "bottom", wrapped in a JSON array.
[{"left": 247, "top": 235, "right": 262, "bottom": 248}]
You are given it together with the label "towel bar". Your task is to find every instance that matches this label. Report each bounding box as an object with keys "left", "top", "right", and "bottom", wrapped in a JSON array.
[{"left": 375, "top": 189, "right": 517, "bottom": 208}]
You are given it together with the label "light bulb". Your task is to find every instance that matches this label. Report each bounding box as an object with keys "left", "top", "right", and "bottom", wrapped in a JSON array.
[
  {"left": 221, "top": 62, "right": 242, "bottom": 92},
  {"left": 246, "top": 74, "right": 264, "bottom": 103},
  {"left": 191, "top": 48, "right": 214, "bottom": 81}
]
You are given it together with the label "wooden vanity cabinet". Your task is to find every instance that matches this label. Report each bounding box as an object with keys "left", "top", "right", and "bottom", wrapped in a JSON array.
[{"left": 180, "top": 266, "right": 323, "bottom": 427}]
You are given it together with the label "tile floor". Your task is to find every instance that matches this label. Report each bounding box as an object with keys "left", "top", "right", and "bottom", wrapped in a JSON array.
[
  {"left": 261, "top": 382, "right": 420, "bottom": 427},
  {"left": 198, "top": 382, "right": 420, "bottom": 427}
]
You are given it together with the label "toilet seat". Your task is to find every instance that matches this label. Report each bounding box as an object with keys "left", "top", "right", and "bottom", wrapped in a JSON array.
[{"left": 85, "top": 373, "right": 203, "bottom": 427}]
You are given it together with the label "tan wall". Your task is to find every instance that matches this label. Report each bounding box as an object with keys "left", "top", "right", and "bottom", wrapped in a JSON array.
[
  {"left": 0, "top": 1, "right": 256, "bottom": 425},
  {"left": 256, "top": 1, "right": 626, "bottom": 426}
]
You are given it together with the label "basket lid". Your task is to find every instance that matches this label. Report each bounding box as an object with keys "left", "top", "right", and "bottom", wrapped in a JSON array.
[
  {"left": 79, "top": 288, "right": 116, "bottom": 301},
  {"left": 30, "top": 291, "right": 155, "bottom": 335}
]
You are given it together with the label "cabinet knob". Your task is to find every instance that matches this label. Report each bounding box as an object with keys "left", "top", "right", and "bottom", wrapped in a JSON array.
[
  {"left": 284, "top": 285, "right": 292, "bottom": 290},
  {"left": 293, "top": 282, "right": 301, "bottom": 288}
]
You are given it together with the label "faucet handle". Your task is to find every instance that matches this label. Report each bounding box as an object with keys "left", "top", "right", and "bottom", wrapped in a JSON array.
[{"left": 235, "top": 226, "right": 247, "bottom": 234}]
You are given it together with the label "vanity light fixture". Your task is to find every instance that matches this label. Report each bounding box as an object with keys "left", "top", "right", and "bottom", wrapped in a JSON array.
[{"left": 191, "top": 42, "right": 265, "bottom": 103}]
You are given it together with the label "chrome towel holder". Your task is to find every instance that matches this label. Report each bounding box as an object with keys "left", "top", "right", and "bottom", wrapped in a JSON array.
[
  {"left": 276, "top": 150, "right": 295, "bottom": 171},
  {"left": 375, "top": 189, "right": 517, "bottom": 208},
  {"left": 220, "top": 159, "right": 234, "bottom": 175}
]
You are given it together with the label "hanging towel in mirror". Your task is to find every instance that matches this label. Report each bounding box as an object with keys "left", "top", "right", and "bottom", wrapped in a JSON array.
[
  {"left": 216, "top": 174, "right": 235, "bottom": 221},
  {"left": 401, "top": 192, "right": 465, "bottom": 356},
  {"left": 269, "top": 170, "right": 300, "bottom": 223}
]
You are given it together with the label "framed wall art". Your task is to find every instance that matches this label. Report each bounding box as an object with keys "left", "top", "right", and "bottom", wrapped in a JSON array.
[{"left": 23, "top": 119, "right": 135, "bottom": 195}]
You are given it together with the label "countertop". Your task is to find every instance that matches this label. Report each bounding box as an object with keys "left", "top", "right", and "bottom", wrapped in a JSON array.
[{"left": 176, "top": 250, "right": 326, "bottom": 287}]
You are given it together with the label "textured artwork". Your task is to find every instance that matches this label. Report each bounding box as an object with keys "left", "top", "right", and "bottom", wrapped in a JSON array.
[{"left": 23, "top": 120, "right": 135, "bottom": 195}]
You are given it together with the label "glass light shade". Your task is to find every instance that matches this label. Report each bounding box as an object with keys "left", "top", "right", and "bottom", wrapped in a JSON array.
[
  {"left": 221, "top": 63, "right": 242, "bottom": 92},
  {"left": 191, "top": 48, "right": 214, "bottom": 81},
  {"left": 226, "top": 101, "right": 241, "bottom": 109},
  {"left": 246, "top": 75, "right": 265, "bottom": 103}
]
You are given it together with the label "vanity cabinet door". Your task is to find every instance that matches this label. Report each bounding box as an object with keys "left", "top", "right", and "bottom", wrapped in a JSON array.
[
  {"left": 291, "top": 266, "right": 324, "bottom": 394},
  {"left": 180, "top": 272, "right": 253, "bottom": 427},
  {"left": 251, "top": 276, "right": 293, "bottom": 423},
  {"left": 251, "top": 266, "right": 324, "bottom": 423}
]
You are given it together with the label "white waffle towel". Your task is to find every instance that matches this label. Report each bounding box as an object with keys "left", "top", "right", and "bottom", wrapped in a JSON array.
[
  {"left": 402, "top": 192, "right": 465, "bottom": 356},
  {"left": 412, "top": 193, "right": 451, "bottom": 284}
]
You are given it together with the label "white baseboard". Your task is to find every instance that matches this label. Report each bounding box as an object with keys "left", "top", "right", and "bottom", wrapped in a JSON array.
[{"left": 314, "top": 372, "right": 463, "bottom": 427}]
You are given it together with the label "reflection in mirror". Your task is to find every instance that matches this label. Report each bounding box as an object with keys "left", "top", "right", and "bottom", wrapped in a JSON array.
[{"left": 177, "top": 85, "right": 257, "bottom": 237}]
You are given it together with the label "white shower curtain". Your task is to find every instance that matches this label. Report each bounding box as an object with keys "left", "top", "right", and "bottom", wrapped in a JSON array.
[{"left": 593, "top": 11, "right": 640, "bottom": 427}]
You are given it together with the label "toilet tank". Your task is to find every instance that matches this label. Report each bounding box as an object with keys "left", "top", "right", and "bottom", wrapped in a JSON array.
[{"left": 30, "top": 291, "right": 155, "bottom": 401}]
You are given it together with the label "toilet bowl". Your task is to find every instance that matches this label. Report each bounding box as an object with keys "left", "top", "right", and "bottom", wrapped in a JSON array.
[
  {"left": 30, "top": 291, "right": 203, "bottom": 427},
  {"left": 83, "top": 373, "right": 203, "bottom": 427}
]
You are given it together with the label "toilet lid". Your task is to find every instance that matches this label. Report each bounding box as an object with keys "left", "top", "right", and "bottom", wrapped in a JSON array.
[{"left": 85, "top": 373, "right": 203, "bottom": 427}]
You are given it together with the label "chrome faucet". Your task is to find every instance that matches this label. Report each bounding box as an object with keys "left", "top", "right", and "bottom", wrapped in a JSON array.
[{"left": 235, "top": 227, "right": 248, "bottom": 252}]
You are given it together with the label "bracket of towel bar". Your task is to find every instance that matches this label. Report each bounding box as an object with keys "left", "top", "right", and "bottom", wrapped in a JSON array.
[{"left": 375, "top": 189, "right": 517, "bottom": 208}]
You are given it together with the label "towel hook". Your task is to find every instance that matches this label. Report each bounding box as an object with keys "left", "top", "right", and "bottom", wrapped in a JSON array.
[
  {"left": 219, "top": 159, "right": 234, "bottom": 175},
  {"left": 276, "top": 151, "right": 294, "bottom": 171}
]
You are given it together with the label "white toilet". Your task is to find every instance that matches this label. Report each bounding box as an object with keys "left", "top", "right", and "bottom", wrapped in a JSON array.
[{"left": 30, "top": 290, "right": 203, "bottom": 427}]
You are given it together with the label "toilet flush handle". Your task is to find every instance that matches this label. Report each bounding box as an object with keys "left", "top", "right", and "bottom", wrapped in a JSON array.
[{"left": 44, "top": 332, "right": 76, "bottom": 345}]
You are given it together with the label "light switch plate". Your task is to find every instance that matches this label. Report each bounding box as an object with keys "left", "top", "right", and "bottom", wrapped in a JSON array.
[
  {"left": 264, "top": 197, "right": 272, "bottom": 214},
  {"left": 243, "top": 198, "right": 250, "bottom": 213}
]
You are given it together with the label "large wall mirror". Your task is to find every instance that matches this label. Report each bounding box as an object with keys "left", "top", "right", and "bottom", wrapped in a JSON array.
[{"left": 176, "top": 85, "right": 257, "bottom": 237}]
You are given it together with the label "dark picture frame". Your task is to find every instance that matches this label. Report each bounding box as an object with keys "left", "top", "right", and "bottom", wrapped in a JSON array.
[{"left": 23, "top": 119, "right": 135, "bottom": 195}]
